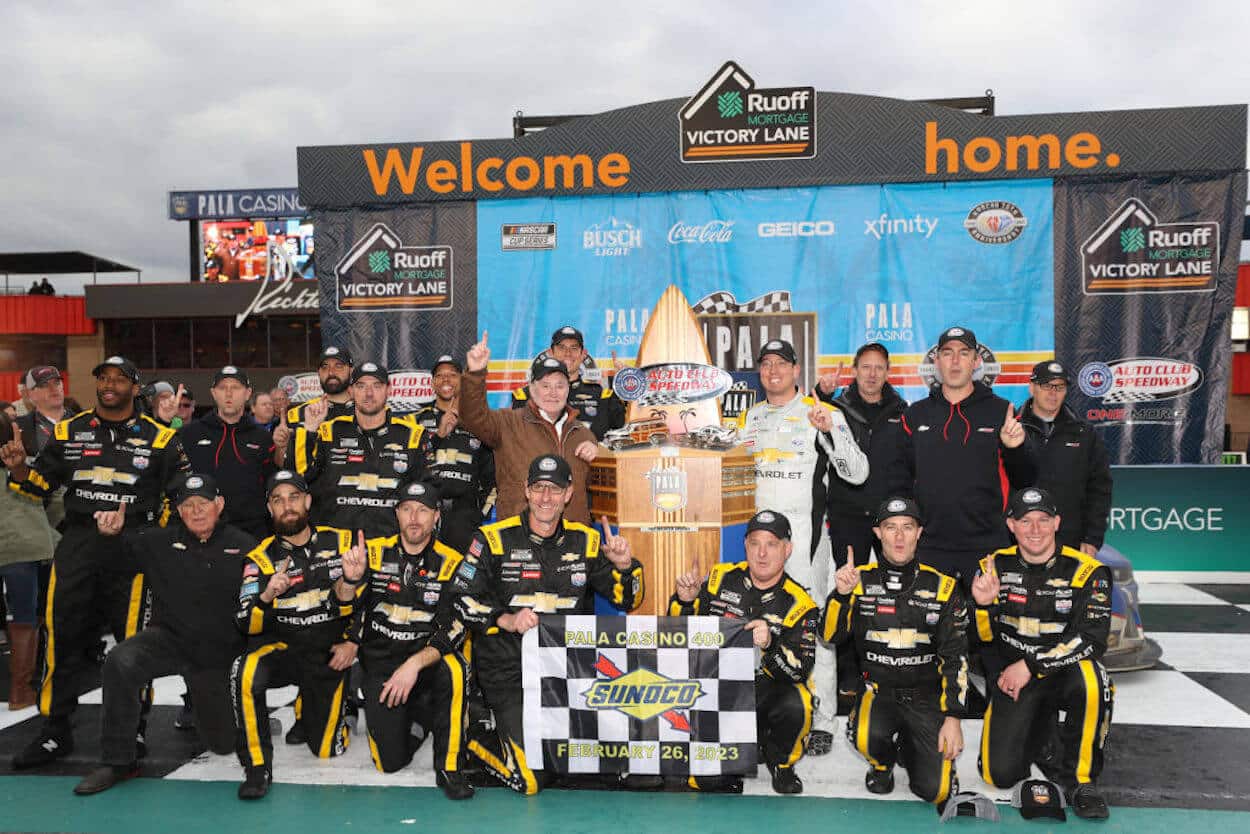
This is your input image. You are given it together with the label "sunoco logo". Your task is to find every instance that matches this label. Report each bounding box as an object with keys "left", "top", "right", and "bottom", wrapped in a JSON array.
[
  {"left": 1081, "top": 198, "right": 1219, "bottom": 294},
  {"left": 584, "top": 219, "right": 642, "bottom": 256},
  {"left": 582, "top": 660, "right": 702, "bottom": 722},
  {"left": 679, "top": 60, "right": 815, "bottom": 163},
  {"left": 335, "top": 223, "right": 453, "bottom": 312},
  {"left": 918, "top": 342, "right": 1001, "bottom": 387},
  {"left": 1077, "top": 357, "right": 1203, "bottom": 404},
  {"left": 964, "top": 201, "right": 1027, "bottom": 244}
]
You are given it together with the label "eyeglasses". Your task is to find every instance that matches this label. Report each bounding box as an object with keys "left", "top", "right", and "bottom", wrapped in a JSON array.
[
  {"left": 759, "top": 359, "right": 793, "bottom": 370},
  {"left": 1036, "top": 382, "right": 1068, "bottom": 393},
  {"left": 528, "top": 483, "right": 565, "bottom": 495}
]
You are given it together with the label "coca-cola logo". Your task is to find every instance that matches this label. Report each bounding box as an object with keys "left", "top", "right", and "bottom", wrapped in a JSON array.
[
  {"left": 613, "top": 363, "right": 734, "bottom": 406},
  {"left": 668, "top": 220, "right": 734, "bottom": 245},
  {"left": 1078, "top": 357, "right": 1203, "bottom": 403}
]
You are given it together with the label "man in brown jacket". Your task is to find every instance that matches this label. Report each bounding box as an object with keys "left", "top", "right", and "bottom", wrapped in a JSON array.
[{"left": 459, "top": 331, "right": 599, "bottom": 524}]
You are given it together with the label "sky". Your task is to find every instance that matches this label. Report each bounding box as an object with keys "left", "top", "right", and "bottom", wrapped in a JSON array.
[{"left": 2, "top": 0, "right": 1249, "bottom": 292}]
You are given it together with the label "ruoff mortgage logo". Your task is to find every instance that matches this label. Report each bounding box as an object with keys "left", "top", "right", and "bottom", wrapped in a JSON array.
[
  {"left": 1081, "top": 198, "right": 1219, "bottom": 294},
  {"left": 679, "top": 61, "right": 816, "bottom": 163},
  {"left": 335, "top": 223, "right": 453, "bottom": 312}
]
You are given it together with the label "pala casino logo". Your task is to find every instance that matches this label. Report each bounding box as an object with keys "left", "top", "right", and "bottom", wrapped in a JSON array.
[
  {"left": 1080, "top": 198, "right": 1219, "bottom": 295},
  {"left": 583, "top": 654, "right": 701, "bottom": 731},
  {"left": 692, "top": 290, "right": 818, "bottom": 393},
  {"left": 680, "top": 61, "right": 816, "bottom": 163},
  {"left": 335, "top": 223, "right": 453, "bottom": 313}
]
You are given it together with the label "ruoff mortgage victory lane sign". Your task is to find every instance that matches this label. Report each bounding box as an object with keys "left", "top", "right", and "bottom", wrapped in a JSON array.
[{"left": 298, "top": 61, "right": 1246, "bottom": 464}]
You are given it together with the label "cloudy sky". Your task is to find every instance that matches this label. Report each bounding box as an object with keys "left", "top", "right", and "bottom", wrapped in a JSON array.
[{"left": 2, "top": 0, "right": 1248, "bottom": 291}]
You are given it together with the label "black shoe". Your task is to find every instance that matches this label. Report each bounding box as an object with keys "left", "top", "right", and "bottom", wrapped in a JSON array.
[
  {"left": 459, "top": 766, "right": 496, "bottom": 789},
  {"left": 175, "top": 704, "right": 196, "bottom": 731},
  {"left": 436, "top": 770, "right": 475, "bottom": 800},
  {"left": 73, "top": 763, "right": 139, "bottom": 795},
  {"left": 13, "top": 726, "right": 74, "bottom": 769},
  {"left": 768, "top": 763, "right": 803, "bottom": 795},
  {"left": 1071, "top": 784, "right": 1110, "bottom": 819},
  {"left": 865, "top": 767, "right": 895, "bottom": 794},
  {"left": 692, "top": 775, "right": 744, "bottom": 794},
  {"left": 806, "top": 729, "right": 833, "bottom": 757},
  {"left": 237, "top": 767, "right": 272, "bottom": 800},
  {"left": 284, "top": 719, "right": 306, "bottom": 746}
]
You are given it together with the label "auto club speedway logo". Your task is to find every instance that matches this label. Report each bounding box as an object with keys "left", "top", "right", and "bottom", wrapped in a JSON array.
[
  {"left": 917, "top": 341, "right": 1002, "bottom": 387},
  {"left": 334, "top": 223, "right": 454, "bottom": 312},
  {"left": 613, "top": 363, "right": 733, "bottom": 407},
  {"left": 583, "top": 654, "right": 701, "bottom": 732},
  {"left": 1081, "top": 198, "right": 1219, "bottom": 295},
  {"left": 1077, "top": 357, "right": 1203, "bottom": 425},
  {"left": 278, "top": 370, "right": 435, "bottom": 412},
  {"left": 679, "top": 61, "right": 816, "bottom": 163}
]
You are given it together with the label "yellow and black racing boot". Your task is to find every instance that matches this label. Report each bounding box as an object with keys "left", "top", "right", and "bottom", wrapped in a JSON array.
[
  {"left": 768, "top": 763, "right": 803, "bottom": 795},
  {"left": 1071, "top": 784, "right": 1110, "bottom": 819},
  {"left": 865, "top": 766, "right": 895, "bottom": 794},
  {"left": 237, "top": 766, "right": 272, "bottom": 800},
  {"left": 436, "top": 769, "right": 475, "bottom": 800}
]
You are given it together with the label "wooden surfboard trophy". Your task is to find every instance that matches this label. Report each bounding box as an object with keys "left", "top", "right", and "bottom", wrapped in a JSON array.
[{"left": 590, "top": 285, "right": 755, "bottom": 615}]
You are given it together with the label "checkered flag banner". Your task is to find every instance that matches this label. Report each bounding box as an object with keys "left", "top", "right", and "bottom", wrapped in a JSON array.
[
  {"left": 690, "top": 290, "right": 792, "bottom": 315},
  {"left": 1099, "top": 390, "right": 1159, "bottom": 404},
  {"left": 522, "top": 615, "right": 758, "bottom": 776}
]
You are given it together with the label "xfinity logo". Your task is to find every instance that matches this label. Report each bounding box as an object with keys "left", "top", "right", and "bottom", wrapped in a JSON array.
[
  {"left": 757, "top": 220, "right": 835, "bottom": 238},
  {"left": 864, "top": 214, "right": 939, "bottom": 240}
]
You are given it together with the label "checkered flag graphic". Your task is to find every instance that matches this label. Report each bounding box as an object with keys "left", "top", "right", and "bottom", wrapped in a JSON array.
[
  {"left": 522, "top": 615, "right": 758, "bottom": 776},
  {"left": 690, "top": 290, "right": 793, "bottom": 315},
  {"left": 1100, "top": 390, "right": 1159, "bottom": 404}
]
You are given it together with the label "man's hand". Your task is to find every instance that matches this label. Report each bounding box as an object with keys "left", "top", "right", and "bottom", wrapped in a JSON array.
[
  {"left": 437, "top": 402, "right": 459, "bottom": 438},
  {"left": 272, "top": 409, "right": 291, "bottom": 451},
  {"left": 328, "top": 641, "right": 357, "bottom": 671},
  {"left": 834, "top": 557, "right": 862, "bottom": 596},
  {"left": 155, "top": 384, "right": 184, "bottom": 424},
  {"left": 498, "top": 607, "right": 538, "bottom": 634},
  {"left": 816, "top": 362, "right": 845, "bottom": 396},
  {"left": 260, "top": 557, "right": 292, "bottom": 603},
  {"left": 303, "top": 398, "right": 329, "bottom": 434},
  {"left": 342, "top": 530, "right": 367, "bottom": 583},
  {"left": 599, "top": 516, "right": 633, "bottom": 570},
  {"left": 378, "top": 654, "right": 428, "bottom": 707},
  {"left": 744, "top": 619, "right": 772, "bottom": 649},
  {"left": 999, "top": 404, "right": 1025, "bottom": 449},
  {"left": 937, "top": 716, "right": 963, "bottom": 761},
  {"left": 574, "top": 441, "right": 597, "bottom": 462},
  {"left": 807, "top": 404, "right": 834, "bottom": 433},
  {"left": 609, "top": 350, "right": 631, "bottom": 373},
  {"left": 970, "top": 553, "right": 1001, "bottom": 606},
  {"left": 675, "top": 563, "right": 702, "bottom": 603},
  {"left": 997, "top": 658, "right": 1032, "bottom": 701},
  {"left": 94, "top": 501, "right": 127, "bottom": 536},
  {"left": 466, "top": 331, "right": 490, "bottom": 373},
  {"left": 1, "top": 422, "right": 28, "bottom": 477},
  {"left": 1080, "top": 543, "right": 1098, "bottom": 557}
]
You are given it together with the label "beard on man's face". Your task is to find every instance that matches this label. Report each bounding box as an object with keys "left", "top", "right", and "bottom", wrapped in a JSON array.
[{"left": 273, "top": 509, "right": 309, "bottom": 536}]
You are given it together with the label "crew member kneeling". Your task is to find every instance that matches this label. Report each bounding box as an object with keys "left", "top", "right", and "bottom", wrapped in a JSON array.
[
  {"left": 824, "top": 497, "right": 968, "bottom": 807},
  {"left": 455, "top": 454, "right": 644, "bottom": 795},
  {"left": 971, "top": 487, "right": 1114, "bottom": 820},
  {"left": 671, "top": 510, "right": 819, "bottom": 795},
  {"left": 231, "top": 470, "right": 366, "bottom": 800},
  {"left": 357, "top": 481, "right": 473, "bottom": 800}
]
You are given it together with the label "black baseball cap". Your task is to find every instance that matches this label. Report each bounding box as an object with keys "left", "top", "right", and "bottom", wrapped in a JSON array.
[
  {"left": 746, "top": 510, "right": 792, "bottom": 541},
  {"left": 756, "top": 339, "right": 798, "bottom": 365},
  {"left": 212, "top": 365, "right": 251, "bottom": 387},
  {"left": 432, "top": 354, "right": 462, "bottom": 373},
  {"left": 1007, "top": 487, "right": 1059, "bottom": 519},
  {"left": 874, "top": 496, "right": 923, "bottom": 526},
  {"left": 350, "top": 361, "right": 389, "bottom": 385},
  {"left": 1030, "top": 360, "right": 1071, "bottom": 384},
  {"left": 527, "top": 454, "right": 573, "bottom": 487},
  {"left": 397, "top": 480, "right": 442, "bottom": 509},
  {"left": 1012, "top": 779, "right": 1066, "bottom": 821},
  {"left": 550, "top": 326, "right": 584, "bottom": 348},
  {"left": 176, "top": 473, "right": 219, "bottom": 505},
  {"left": 530, "top": 356, "right": 568, "bottom": 383},
  {"left": 266, "top": 470, "right": 309, "bottom": 497},
  {"left": 24, "top": 366, "right": 62, "bottom": 389},
  {"left": 91, "top": 356, "right": 140, "bottom": 384},
  {"left": 318, "top": 346, "right": 353, "bottom": 366},
  {"left": 936, "top": 326, "right": 977, "bottom": 351}
]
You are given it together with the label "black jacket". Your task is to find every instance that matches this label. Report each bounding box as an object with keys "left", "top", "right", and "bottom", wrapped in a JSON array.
[
  {"left": 413, "top": 404, "right": 496, "bottom": 551},
  {"left": 1019, "top": 400, "right": 1113, "bottom": 550},
  {"left": 891, "top": 383, "right": 1037, "bottom": 554},
  {"left": 179, "top": 412, "right": 277, "bottom": 535},
  {"left": 819, "top": 382, "right": 908, "bottom": 519},
  {"left": 124, "top": 523, "right": 257, "bottom": 668}
]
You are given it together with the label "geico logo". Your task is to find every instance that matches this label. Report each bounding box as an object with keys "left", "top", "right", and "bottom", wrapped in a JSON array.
[
  {"left": 1108, "top": 506, "right": 1224, "bottom": 532},
  {"left": 393, "top": 250, "right": 447, "bottom": 269},
  {"left": 758, "top": 221, "right": 835, "bottom": 237},
  {"left": 363, "top": 143, "right": 631, "bottom": 196},
  {"left": 925, "top": 121, "right": 1121, "bottom": 175}
]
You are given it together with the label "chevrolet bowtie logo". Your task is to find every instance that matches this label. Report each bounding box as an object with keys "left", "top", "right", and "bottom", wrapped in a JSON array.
[
  {"left": 866, "top": 628, "right": 932, "bottom": 649},
  {"left": 508, "top": 592, "right": 578, "bottom": 613},
  {"left": 1003, "top": 616, "right": 1065, "bottom": 637},
  {"left": 273, "top": 588, "right": 331, "bottom": 611},
  {"left": 753, "top": 448, "right": 796, "bottom": 465},
  {"left": 377, "top": 602, "right": 434, "bottom": 624},
  {"left": 71, "top": 467, "right": 139, "bottom": 486},
  {"left": 338, "top": 474, "right": 400, "bottom": 492}
]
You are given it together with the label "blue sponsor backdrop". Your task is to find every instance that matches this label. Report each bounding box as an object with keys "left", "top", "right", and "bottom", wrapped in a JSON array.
[{"left": 477, "top": 180, "right": 1053, "bottom": 405}]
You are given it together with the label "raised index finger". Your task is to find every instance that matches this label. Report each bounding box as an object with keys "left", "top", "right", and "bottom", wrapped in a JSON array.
[{"left": 599, "top": 516, "right": 614, "bottom": 540}]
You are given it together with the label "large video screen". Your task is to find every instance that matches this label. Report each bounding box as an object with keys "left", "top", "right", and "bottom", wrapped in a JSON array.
[{"left": 200, "top": 218, "right": 314, "bottom": 281}]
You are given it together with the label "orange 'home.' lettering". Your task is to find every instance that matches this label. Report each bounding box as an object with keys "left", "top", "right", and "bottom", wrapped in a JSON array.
[{"left": 925, "top": 121, "right": 1121, "bottom": 175}]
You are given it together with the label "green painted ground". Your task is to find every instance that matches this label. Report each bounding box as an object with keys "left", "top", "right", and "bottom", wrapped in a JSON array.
[{"left": 3, "top": 777, "right": 1249, "bottom": 834}]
